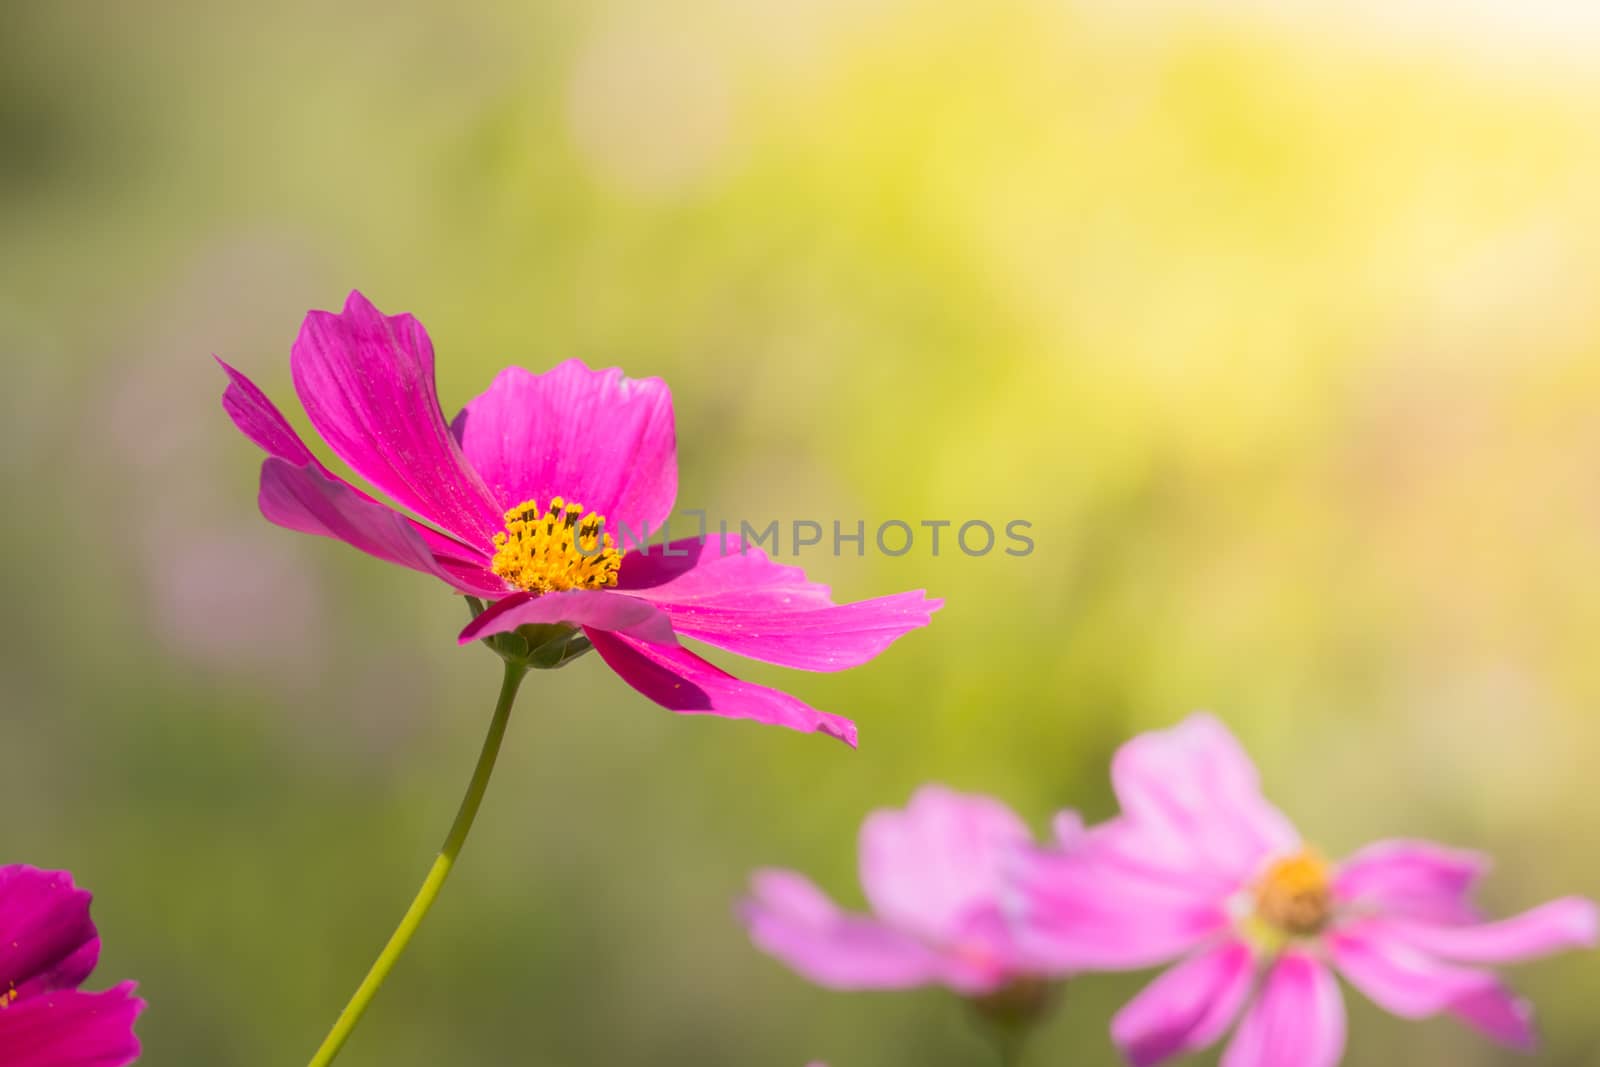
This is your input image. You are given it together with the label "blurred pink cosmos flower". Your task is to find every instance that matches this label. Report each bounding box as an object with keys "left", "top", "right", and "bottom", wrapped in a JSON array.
[
  {"left": 0, "top": 866, "right": 143, "bottom": 1066},
  {"left": 220, "top": 291, "right": 940, "bottom": 745},
  {"left": 741, "top": 786, "right": 1069, "bottom": 994},
  {"left": 1017, "top": 714, "right": 1597, "bottom": 1067}
]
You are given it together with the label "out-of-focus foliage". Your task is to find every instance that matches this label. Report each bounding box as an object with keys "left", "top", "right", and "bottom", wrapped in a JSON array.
[{"left": 3, "top": 2, "right": 1598, "bottom": 1064}]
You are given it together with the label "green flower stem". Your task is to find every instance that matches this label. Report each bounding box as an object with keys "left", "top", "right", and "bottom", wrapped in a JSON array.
[{"left": 305, "top": 658, "right": 529, "bottom": 1067}]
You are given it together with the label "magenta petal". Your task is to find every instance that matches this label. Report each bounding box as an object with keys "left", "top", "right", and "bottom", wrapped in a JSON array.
[
  {"left": 1110, "top": 715, "right": 1300, "bottom": 887},
  {"left": 1378, "top": 897, "right": 1598, "bottom": 964},
  {"left": 618, "top": 537, "right": 837, "bottom": 607},
  {"left": 290, "top": 291, "right": 503, "bottom": 546},
  {"left": 649, "top": 594, "right": 942, "bottom": 672},
  {"left": 740, "top": 870, "right": 946, "bottom": 989},
  {"left": 586, "top": 629, "right": 858, "bottom": 745},
  {"left": 1333, "top": 839, "right": 1490, "bottom": 923},
  {"left": 1220, "top": 953, "right": 1345, "bottom": 1067},
  {"left": 1013, "top": 831, "right": 1230, "bottom": 971},
  {"left": 0, "top": 983, "right": 143, "bottom": 1067},
  {"left": 219, "top": 358, "right": 488, "bottom": 568},
  {"left": 1328, "top": 923, "right": 1499, "bottom": 1018},
  {"left": 858, "top": 787, "right": 1030, "bottom": 946},
  {"left": 1448, "top": 985, "right": 1538, "bottom": 1051},
  {"left": 619, "top": 538, "right": 940, "bottom": 670},
  {"left": 0, "top": 868, "right": 97, "bottom": 996},
  {"left": 218, "top": 357, "right": 322, "bottom": 468},
  {"left": 451, "top": 361, "right": 677, "bottom": 533},
  {"left": 458, "top": 590, "right": 676, "bottom": 646},
  {"left": 1111, "top": 940, "right": 1255, "bottom": 1067},
  {"left": 259, "top": 459, "right": 504, "bottom": 597}
]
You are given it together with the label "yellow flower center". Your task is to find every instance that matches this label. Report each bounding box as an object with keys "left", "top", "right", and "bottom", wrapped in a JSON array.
[
  {"left": 1253, "top": 849, "right": 1333, "bottom": 938},
  {"left": 490, "top": 498, "right": 622, "bottom": 595}
]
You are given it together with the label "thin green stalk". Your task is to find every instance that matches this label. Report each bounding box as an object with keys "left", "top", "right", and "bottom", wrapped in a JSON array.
[
  {"left": 991, "top": 1026, "right": 1027, "bottom": 1067},
  {"left": 305, "top": 659, "right": 529, "bottom": 1067}
]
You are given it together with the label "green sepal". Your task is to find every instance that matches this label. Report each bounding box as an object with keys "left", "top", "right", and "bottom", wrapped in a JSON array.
[{"left": 464, "top": 599, "right": 594, "bottom": 670}]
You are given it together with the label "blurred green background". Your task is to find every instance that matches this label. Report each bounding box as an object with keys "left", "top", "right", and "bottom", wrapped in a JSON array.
[{"left": 4, "top": 2, "right": 1599, "bottom": 1064}]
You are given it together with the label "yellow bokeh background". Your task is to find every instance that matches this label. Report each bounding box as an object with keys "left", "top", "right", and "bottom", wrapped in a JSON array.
[{"left": 4, "top": 2, "right": 1598, "bottom": 1064}]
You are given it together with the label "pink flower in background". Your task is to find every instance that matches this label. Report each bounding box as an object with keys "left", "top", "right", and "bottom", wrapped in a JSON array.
[
  {"left": 0, "top": 866, "right": 144, "bottom": 1066},
  {"left": 220, "top": 291, "right": 940, "bottom": 745},
  {"left": 741, "top": 786, "right": 1069, "bottom": 994},
  {"left": 1017, "top": 714, "right": 1597, "bottom": 1067}
]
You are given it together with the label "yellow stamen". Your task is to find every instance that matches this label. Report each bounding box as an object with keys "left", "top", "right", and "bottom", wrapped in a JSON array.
[
  {"left": 1253, "top": 849, "right": 1333, "bottom": 938},
  {"left": 490, "top": 497, "right": 622, "bottom": 595}
]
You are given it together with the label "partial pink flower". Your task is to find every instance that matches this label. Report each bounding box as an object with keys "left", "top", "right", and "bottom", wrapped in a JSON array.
[
  {"left": 220, "top": 291, "right": 941, "bottom": 746},
  {"left": 0, "top": 866, "right": 144, "bottom": 1066},
  {"left": 1017, "top": 715, "right": 1597, "bottom": 1067},
  {"left": 741, "top": 786, "right": 1069, "bottom": 995}
]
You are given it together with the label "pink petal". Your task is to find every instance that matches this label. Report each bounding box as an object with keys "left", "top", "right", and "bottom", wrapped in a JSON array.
[
  {"left": 218, "top": 357, "right": 489, "bottom": 569},
  {"left": 1052, "top": 811, "right": 1086, "bottom": 847},
  {"left": 1111, "top": 715, "right": 1300, "bottom": 889},
  {"left": 1328, "top": 923, "right": 1499, "bottom": 1018},
  {"left": 618, "top": 538, "right": 941, "bottom": 670},
  {"left": 0, "top": 867, "right": 98, "bottom": 996},
  {"left": 451, "top": 361, "right": 677, "bottom": 534},
  {"left": 740, "top": 870, "right": 948, "bottom": 989},
  {"left": 1379, "top": 897, "right": 1597, "bottom": 964},
  {"left": 1111, "top": 940, "right": 1256, "bottom": 1067},
  {"left": 1220, "top": 953, "right": 1345, "bottom": 1067},
  {"left": 857, "top": 787, "right": 1030, "bottom": 947},
  {"left": 0, "top": 983, "right": 143, "bottom": 1067},
  {"left": 259, "top": 459, "right": 505, "bottom": 597},
  {"left": 937, "top": 905, "right": 1038, "bottom": 993},
  {"left": 586, "top": 629, "right": 857, "bottom": 745},
  {"left": 617, "top": 536, "right": 833, "bottom": 606},
  {"left": 290, "top": 291, "right": 504, "bottom": 546},
  {"left": 1013, "top": 831, "right": 1230, "bottom": 971},
  {"left": 1448, "top": 985, "right": 1538, "bottom": 1051},
  {"left": 218, "top": 356, "right": 322, "bottom": 468},
  {"left": 1333, "top": 839, "right": 1490, "bottom": 923},
  {"left": 457, "top": 589, "right": 676, "bottom": 646}
]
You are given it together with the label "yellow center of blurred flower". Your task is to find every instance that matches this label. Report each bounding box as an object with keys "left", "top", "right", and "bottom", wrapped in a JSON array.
[
  {"left": 1253, "top": 849, "right": 1333, "bottom": 937},
  {"left": 490, "top": 498, "right": 622, "bottom": 596}
]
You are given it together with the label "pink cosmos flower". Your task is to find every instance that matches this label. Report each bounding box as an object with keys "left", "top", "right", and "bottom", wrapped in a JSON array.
[
  {"left": 741, "top": 786, "right": 1069, "bottom": 994},
  {"left": 0, "top": 866, "right": 143, "bottom": 1066},
  {"left": 1017, "top": 714, "right": 1598, "bottom": 1067},
  {"left": 219, "top": 291, "right": 940, "bottom": 745}
]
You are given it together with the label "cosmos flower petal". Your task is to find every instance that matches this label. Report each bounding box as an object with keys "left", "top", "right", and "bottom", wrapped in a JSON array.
[
  {"left": 858, "top": 787, "right": 1030, "bottom": 945},
  {"left": 0, "top": 983, "right": 143, "bottom": 1067},
  {"left": 0, "top": 868, "right": 98, "bottom": 995},
  {"left": 1377, "top": 897, "right": 1598, "bottom": 964},
  {"left": 218, "top": 358, "right": 488, "bottom": 567},
  {"left": 617, "top": 536, "right": 834, "bottom": 606},
  {"left": 740, "top": 870, "right": 949, "bottom": 989},
  {"left": 1331, "top": 931, "right": 1540, "bottom": 1047},
  {"left": 218, "top": 357, "right": 323, "bottom": 468},
  {"left": 458, "top": 589, "right": 676, "bottom": 646},
  {"left": 1220, "top": 953, "right": 1345, "bottom": 1067},
  {"left": 1052, "top": 811, "right": 1086, "bottom": 847},
  {"left": 451, "top": 362, "right": 677, "bottom": 534},
  {"left": 1332, "top": 839, "right": 1490, "bottom": 923},
  {"left": 1111, "top": 939, "right": 1256, "bottom": 1067},
  {"left": 617, "top": 538, "right": 941, "bottom": 670},
  {"left": 585, "top": 629, "right": 857, "bottom": 746},
  {"left": 1110, "top": 714, "right": 1299, "bottom": 885},
  {"left": 259, "top": 459, "right": 505, "bottom": 597},
  {"left": 290, "top": 291, "right": 504, "bottom": 547},
  {"left": 1447, "top": 984, "right": 1538, "bottom": 1051},
  {"left": 1328, "top": 923, "right": 1500, "bottom": 1018},
  {"left": 1013, "top": 834, "right": 1230, "bottom": 971}
]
